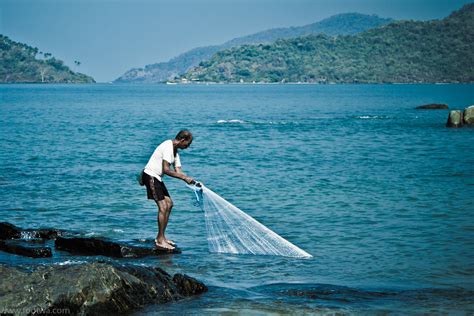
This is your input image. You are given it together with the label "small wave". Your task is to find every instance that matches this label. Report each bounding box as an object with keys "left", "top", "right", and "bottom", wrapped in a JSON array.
[
  {"left": 84, "top": 232, "right": 100, "bottom": 237},
  {"left": 55, "top": 260, "right": 87, "bottom": 266},
  {"left": 217, "top": 119, "right": 246, "bottom": 124},
  {"left": 20, "top": 231, "right": 37, "bottom": 239},
  {"left": 355, "top": 115, "right": 392, "bottom": 120},
  {"left": 216, "top": 119, "right": 299, "bottom": 125}
]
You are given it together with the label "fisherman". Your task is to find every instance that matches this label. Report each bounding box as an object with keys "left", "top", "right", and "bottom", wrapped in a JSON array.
[{"left": 142, "top": 130, "right": 195, "bottom": 250}]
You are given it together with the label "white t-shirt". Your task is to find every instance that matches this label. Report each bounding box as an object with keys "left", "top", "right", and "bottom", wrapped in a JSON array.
[{"left": 144, "top": 140, "right": 181, "bottom": 181}]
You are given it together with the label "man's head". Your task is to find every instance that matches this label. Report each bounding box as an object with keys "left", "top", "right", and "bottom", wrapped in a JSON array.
[{"left": 175, "top": 130, "right": 193, "bottom": 149}]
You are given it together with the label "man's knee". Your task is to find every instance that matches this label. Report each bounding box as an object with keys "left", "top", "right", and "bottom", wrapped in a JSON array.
[
  {"left": 158, "top": 200, "right": 168, "bottom": 214},
  {"left": 164, "top": 197, "right": 173, "bottom": 210}
]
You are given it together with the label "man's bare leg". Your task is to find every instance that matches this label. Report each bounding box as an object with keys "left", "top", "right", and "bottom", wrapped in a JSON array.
[
  {"left": 155, "top": 199, "right": 174, "bottom": 250},
  {"left": 163, "top": 196, "right": 176, "bottom": 246}
]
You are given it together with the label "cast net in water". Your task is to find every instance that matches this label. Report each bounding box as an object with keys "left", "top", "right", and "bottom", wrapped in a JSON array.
[{"left": 188, "top": 184, "right": 312, "bottom": 258}]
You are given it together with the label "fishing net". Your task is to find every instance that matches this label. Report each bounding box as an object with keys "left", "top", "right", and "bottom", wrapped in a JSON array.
[{"left": 188, "top": 183, "right": 312, "bottom": 258}]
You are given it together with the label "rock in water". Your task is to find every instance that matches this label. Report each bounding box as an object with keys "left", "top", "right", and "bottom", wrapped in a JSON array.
[
  {"left": 416, "top": 103, "right": 449, "bottom": 110},
  {"left": 173, "top": 274, "right": 209, "bottom": 296},
  {"left": 55, "top": 236, "right": 181, "bottom": 258},
  {"left": 0, "top": 222, "right": 22, "bottom": 239},
  {"left": 463, "top": 105, "right": 474, "bottom": 125},
  {"left": 0, "top": 240, "right": 52, "bottom": 258},
  {"left": 0, "top": 222, "right": 66, "bottom": 240},
  {"left": 446, "top": 110, "right": 464, "bottom": 127},
  {"left": 0, "top": 262, "right": 207, "bottom": 315}
]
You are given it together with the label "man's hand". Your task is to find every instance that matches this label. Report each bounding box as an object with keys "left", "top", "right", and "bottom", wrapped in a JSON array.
[{"left": 183, "top": 176, "right": 195, "bottom": 184}]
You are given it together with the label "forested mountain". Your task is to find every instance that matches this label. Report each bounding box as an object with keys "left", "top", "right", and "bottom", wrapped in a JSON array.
[
  {"left": 181, "top": 4, "right": 474, "bottom": 84},
  {"left": 0, "top": 35, "right": 95, "bottom": 83},
  {"left": 114, "top": 13, "right": 391, "bottom": 83}
]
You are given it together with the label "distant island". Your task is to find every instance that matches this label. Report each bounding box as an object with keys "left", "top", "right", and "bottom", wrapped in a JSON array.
[
  {"left": 0, "top": 35, "right": 95, "bottom": 83},
  {"left": 178, "top": 3, "right": 473, "bottom": 84},
  {"left": 114, "top": 13, "right": 392, "bottom": 83}
]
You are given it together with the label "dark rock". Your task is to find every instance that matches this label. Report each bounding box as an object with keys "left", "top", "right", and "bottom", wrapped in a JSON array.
[
  {"left": 0, "top": 222, "right": 67, "bottom": 241},
  {"left": 446, "top": 110, "right": 464, "bottom": 127},
  {"left": 463, "top": 105, "right": 474, "bottom": 125},
  {"left": 121, "top": 244, "right": 182, "bottom": 257},
  {"left": 173, "top": 274, "right": 208, "bottom": 296},
  {"left": 55, "top": 236, "right": 123, "bottom": 258},
  {"left": 55, "top": 236, "right": 181, "bottom": 258},
  {"left": 0, "top": 222, "right": 22, "bottom": 240},
  {"left": 416, "top": 103, "right": 449, "bottom": 110},
  {"left": 0, "top": 262, "right": 206, "bottom": 315},
  {"left": 0, "top": 240, "right": 52, "bottom": 258},
  {"left": 22, "top": 228, "right": 67, "bottom": 239}
]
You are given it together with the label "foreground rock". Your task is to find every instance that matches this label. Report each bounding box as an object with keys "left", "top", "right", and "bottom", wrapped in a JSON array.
[
  {"left": 416, "top": 103, "right": 449, "bottom": 110},
  {"left": 0, "top": 262, "right": 207, "bottom": 315},
  {"left": 55, "top": 236, "right": 181, "bottom": 258}
]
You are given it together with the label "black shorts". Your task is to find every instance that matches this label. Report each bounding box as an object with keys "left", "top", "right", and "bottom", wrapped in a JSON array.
[{"left": 143, "top": 172, "right": 170, "bottom": 202}]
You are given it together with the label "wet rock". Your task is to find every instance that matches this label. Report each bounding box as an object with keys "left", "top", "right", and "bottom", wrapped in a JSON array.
[
  {"left": 416, "top": 103, "right": 449, "bottom": 110},
  {"left": 0, "top": 240, "right": 52, "bottom": 258},
  {"left": 55, "top": 236, "right": 123, "bottom": 257},
  {"left": 0, "top": 222, "right": 66, "bottom": 240},
  {"left": 446, "top": 110, "right": 464, "bottom": 127},
  {"left": 0, "top": 261, "right": 207, "bottom": 315},
  {"left": 0, "top": 222, "right": 22, "bottom": 239},
  {"left": 55, "top": 236, "right": 181, "bottom": 258},
  {"left": 463, "top": 105, "right": 474, "bottom": 125},
  {"left": 173, "top": 274, "right": 208, "bottom": 296},
  {"left": 22, "top": 228, "right": 67, "bottom": 239}
]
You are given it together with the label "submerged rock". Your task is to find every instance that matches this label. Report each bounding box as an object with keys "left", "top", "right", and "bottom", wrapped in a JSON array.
[
  {"left": 446, "top": 110, "right": 464, "bottom": 127},
  {"left": 0, "top": 240, "right": 52, "bottom": 258},
  {"left": 173, "top": 274, "right": 209, "bottom": 296},
  {"left": 416, "top": 103, "right": 449, "bottom": 110},
  {"left": 463, "top": 105, "right": 474, "bottom": 125},
  {"left": 55, "top": 236, "right": 181, "bottom": 258},
  {"left": 0, "top": 261, "right": 207, "bottom": 315}
]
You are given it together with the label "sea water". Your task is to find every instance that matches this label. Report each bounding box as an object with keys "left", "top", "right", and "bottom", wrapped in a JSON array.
[{"left": 1, "top": 84, "right": 473, "bottom": 314}]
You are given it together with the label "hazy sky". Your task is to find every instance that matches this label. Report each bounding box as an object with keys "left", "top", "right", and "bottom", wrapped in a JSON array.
[{"left": 1, "top": 0, "right": 471, "bottom": 82}]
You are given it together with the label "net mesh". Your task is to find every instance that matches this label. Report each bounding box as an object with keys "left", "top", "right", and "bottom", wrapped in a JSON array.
[{"left": 188, "top": 184, "right": 312, "bottom": 258}]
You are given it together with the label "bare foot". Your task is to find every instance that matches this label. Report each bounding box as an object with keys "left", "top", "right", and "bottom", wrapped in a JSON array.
[
  {"left": 155, "top": 238, "right": 175, "bottom": 250},
  {"left": 165, "top": 239, "right": 176, "bottom": 246}
]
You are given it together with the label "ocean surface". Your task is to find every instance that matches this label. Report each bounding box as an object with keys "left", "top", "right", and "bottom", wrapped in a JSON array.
[{"left": 1, "top": 84, "right": 473, "bottom": 314}]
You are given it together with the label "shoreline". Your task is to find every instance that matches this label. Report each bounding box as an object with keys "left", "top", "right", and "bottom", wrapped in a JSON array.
[{"left": 1, "top": 81, "right": 474, "bottom": 85}]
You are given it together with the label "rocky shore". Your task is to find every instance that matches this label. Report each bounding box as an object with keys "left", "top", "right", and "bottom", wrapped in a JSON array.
[{"left": 0, "top": 222, "right": 207, "bottom": 315}]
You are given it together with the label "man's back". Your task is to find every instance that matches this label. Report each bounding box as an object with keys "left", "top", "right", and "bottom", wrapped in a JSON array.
[{"left": 144, "top": 140, "right": 180, "bottom": 181}]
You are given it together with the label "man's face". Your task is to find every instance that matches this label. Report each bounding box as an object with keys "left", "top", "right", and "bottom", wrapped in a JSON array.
[{"left": 179, "top": 137, "right": 193, "bottom": 149}]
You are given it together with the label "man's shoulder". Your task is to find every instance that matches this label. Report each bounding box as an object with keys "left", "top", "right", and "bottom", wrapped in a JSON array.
[
  {"left": 157, "top": 139, "right": 173, "bottom": 148},
  {"left": 155, "top": 139, "right": 173, "bottom": 154}
]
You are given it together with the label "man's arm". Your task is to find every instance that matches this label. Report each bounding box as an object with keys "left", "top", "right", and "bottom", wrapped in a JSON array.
[
  {"left": 162, "top": 160, "right": 194, "bottom": 184},
  {"left": 175, "top": 166, "right": 184, "bottom": 175}
]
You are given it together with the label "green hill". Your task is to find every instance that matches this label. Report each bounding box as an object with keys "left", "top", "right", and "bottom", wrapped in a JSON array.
[
  {"left": 0, "top": 35, "right": 95, "bottom": 83},
  {"left": 114, "top": 13, "right": 391, "bottom": 83},
  {"left": 181, "top": 4, "right": 474, "bottom": 84}
]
